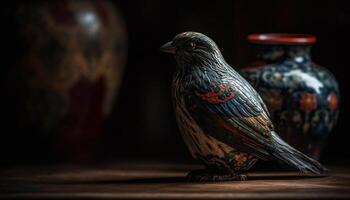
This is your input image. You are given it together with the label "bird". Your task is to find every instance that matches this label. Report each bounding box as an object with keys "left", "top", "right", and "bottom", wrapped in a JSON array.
[{"left": 160, "top": 32, "right": 328, "bottom": 182}]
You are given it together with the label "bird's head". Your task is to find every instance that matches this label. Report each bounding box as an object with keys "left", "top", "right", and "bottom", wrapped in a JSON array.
[{"left": 160, "top": 32, "right": 224, "bottom": 69}]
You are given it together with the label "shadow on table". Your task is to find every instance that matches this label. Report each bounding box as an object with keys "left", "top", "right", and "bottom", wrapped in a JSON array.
[{"left": 0, "top": 174, "right": 326, "bottom": 189}]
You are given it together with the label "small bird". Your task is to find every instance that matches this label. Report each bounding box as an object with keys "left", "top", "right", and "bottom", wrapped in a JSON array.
[{"left": 160, "top": 32, "right": 328, "bottom": 182}]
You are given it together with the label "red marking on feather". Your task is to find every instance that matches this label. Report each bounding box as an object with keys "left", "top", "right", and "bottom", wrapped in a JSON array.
[
  {"left": 195, "top": 84, "right": 235, "bottom": 104},
  {"left": 213, "top": 115, "right": 264, "bottom": 149},
  {"left": 234, "top": 153, "right": 248, "bottom": 167}
]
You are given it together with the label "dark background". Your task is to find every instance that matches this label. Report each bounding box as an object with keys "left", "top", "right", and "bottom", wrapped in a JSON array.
[
  {"left": 103, "top": 0, "right": 349, "bottom": 163},
  {"left": 1, "top": 0, "right": 349, "bottom": 164}
]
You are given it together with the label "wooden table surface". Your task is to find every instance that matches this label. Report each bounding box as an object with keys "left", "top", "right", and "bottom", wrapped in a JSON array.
[{"left": 1, "top": 161, "right": 349, "bottom": 199}]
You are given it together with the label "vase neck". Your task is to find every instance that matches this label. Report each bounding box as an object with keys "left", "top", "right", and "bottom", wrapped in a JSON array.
[{"left": 254, "top": 45, "right": 312, "bottom": 64}]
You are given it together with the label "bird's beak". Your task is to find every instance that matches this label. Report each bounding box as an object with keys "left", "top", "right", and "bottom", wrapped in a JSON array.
[{"left": 160, "top": 41, "right": 176, "bottom": 54}]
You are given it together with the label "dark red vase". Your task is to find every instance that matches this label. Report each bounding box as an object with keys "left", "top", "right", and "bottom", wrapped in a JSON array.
[
  {"left": 241, "top": 34, "right": 340, "bottom": 160},
  {"left": 1, "top": 0, "right": 127, "bottom": 161}
]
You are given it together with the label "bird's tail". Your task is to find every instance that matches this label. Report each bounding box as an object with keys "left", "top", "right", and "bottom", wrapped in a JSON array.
[{"left": 270, "top": 131, "right": 329, "bottom": 176}]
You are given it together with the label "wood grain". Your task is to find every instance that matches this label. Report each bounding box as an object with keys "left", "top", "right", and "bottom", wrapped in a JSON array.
[{"left": 0, "top": 161, "right": 349, "bottom": 199}]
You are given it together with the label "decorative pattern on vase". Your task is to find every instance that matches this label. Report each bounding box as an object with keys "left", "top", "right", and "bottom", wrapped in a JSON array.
[
  {"left": 241, "top": 34, "right": 339, "bottom": 160},
  {"left": 2, "top": 0, "right": 127, "bottom": 161}
]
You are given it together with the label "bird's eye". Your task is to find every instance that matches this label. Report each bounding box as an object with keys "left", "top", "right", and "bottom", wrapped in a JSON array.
[{"left": 187, "top": 42, "right": 196, "bottom": 50}]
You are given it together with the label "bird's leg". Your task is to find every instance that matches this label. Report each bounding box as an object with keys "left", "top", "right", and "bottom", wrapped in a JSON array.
[{"left": 186, "top": 169, "right": 247, "bottom": 182}]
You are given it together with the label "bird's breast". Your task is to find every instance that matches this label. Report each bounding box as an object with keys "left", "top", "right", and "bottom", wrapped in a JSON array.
[{"left": 172, "top": 79, "right": 257, "bottom": 171}]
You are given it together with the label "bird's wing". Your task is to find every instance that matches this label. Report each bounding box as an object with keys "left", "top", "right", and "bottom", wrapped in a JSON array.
[{"left": 185, "top": 73, "right": 274, "bottom": 159}]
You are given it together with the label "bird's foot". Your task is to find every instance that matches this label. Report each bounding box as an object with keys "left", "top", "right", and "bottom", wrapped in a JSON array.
[{"left": 187, "top": 169, "right": 247, "bottom": 182}]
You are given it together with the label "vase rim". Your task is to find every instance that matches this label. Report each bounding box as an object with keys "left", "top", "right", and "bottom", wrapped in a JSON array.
[{"left": 248, "top": 33, "right": 316, "bottom": 45}]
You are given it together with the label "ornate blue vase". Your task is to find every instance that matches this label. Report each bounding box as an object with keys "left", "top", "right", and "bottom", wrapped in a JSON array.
[{"left": 241, "top": 34, "right": 339, "bottom": 160}]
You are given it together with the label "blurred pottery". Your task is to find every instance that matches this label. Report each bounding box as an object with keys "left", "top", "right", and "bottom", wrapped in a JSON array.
[
  {"left": 1, "top": 0, "right": 127, "bottom": 161},
  {"left": 241, "top": 34, "right": 339, "bottom": 160}
]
